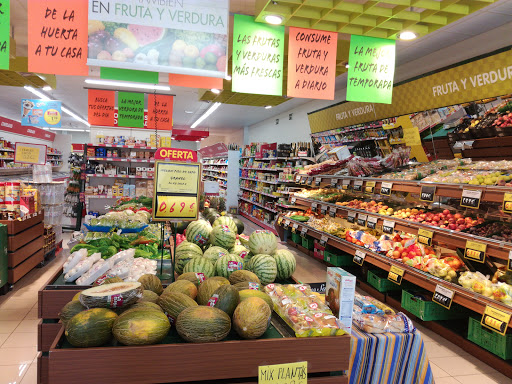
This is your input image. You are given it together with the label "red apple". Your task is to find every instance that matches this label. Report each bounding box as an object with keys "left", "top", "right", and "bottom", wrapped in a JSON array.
[
  {"left": 458, "top": 225, "right": 466, "bottom": 231},
  {"left": 440, "top": 224, "right": 447, "bottom": 228},
  {"left": 443, "top": 209, "right": 450, "bottom": 215},
  {"left": 448, "top": 223, "right": 457, "bottom": 230},
  {"left": 454, "top": 213, "right": 462, "bottom": 219}
]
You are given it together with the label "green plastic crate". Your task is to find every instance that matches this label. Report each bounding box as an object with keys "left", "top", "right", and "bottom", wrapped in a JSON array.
[
  {"left": 324, "top": 249, "right": 353, "bottom": 267},
  {"left": 468, "top": 317, "right": 512, "bottom": 360},
  {"left": 367, "top": 270, "right": 402, "bottom": 292},
  {"left": 301, "top": 236, "right": 314, "bottom": 250},
  {"left": 401, "top": 290, "right": 468, "bottom": 321},
  {"left": 291, "top": 232, "right": 301, "bottom": 244}
]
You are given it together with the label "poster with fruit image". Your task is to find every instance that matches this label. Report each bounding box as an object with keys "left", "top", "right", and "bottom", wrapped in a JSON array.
[{"left": 88, "top": 0, "right": 228, "bottom": 77}]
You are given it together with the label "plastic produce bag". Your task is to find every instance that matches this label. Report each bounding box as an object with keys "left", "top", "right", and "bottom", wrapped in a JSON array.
[{"left": 63, "top": 249, "right": 87, "bottom": 274}]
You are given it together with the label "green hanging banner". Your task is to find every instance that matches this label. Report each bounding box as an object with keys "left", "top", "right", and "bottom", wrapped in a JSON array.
[
  {"left": 117, "top": 91, "right": 144, "bottom": 128},
  {"left": 346, "top": 35, "right": 396, "bottom": 104},
  {"left": 0, "top": 0, "right": 9, "bottom": 70},
  {"left": 232, "top": 14, "right": 284, "bottom": 96}
]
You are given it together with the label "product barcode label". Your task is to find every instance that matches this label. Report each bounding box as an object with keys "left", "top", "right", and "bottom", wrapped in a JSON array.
[
  {"left": 353, "top": 250, "right": 365, "bottom": 266},
  {"left": 367, "top": 216, "right": 378, "bottom": 229},
  {"left": 357, "top": 213, "right": 367, "bottom": 227},
  {"left": 382, "top": 220, "right": 395, "bottom": 234},
  {"left": 330, "top": 178, "right": 338, "bottom": 187},
  {"left": 347, "top": 211, "right": 356, "bottom": 223},
  {"left": 353, "top": 179, "right": 363, "bottom": 192},
  {"left": 329, "top": 206, "right": 337, "bottom": 218},
  {"left": 315, "top": 177, "right": 322, "bottom": 187},
  {"left": 380, "top": 182, "right": 392, "bottom": 196},
  {"left": 311, "top": 202, "right": 318, "bottom": 213},
  {"left": 320, "top": 235, "right": 328, "bottom": 247},
  {"left": 460, "top": 189, "right": 482, "bottom": 209},
  {"left": 433, "top": 285, "right": 454, "bottom": 310}
]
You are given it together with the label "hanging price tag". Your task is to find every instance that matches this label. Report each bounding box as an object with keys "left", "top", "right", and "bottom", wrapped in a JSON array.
[
  {"left": 329, "top": 206, "right": 337, "bottom": 218},
  {"left": 382, "top": 220, "right": 395, "bottom": 234},
  {"left": 320, "top": 205, "right": 327, "bottom": 215},
  {"left": 481, "top": 305, "right": 511, "bottom": 335},
  {"left": 315, "top": 177, "right": 322, "bottom": 187},
  {"left": 433, "top": 285, "right": 455, "bottom": 310},
  {"left": 292, "top": 223, "right": 299, "bottom": 233},
  {"left": 330, "top": 178, "right": 338, "bottom": 187},
  {"left": 357, "top": 213, "right": 367, "bottom": 227},
  {"left": 460, "top": 189, "right": 482, "bottom": 209},
  {"left": 353, "top": 249, "right": 366, "bottom": 266},
  {"left": 342, "top": 179, "right": 351, "bottom": 190},
  {"left": 291, "top": 197, "right": 296, "bottom": 205},
  {"left": 283, "top": 219, "right": 290, "bottom": 229},
  {"left": 367, "top": 216, "right": 378, "bottom": 229},
  {"left": 277, "top": 216, "right": 283, "bottom": 226},
  {"left": 353, "top": 179, "right": 363, "bottom": 192},
  {"left": 420, "top": 185, "right": 436, "bottom": 202},
  {"left": 347, "top": 211, "right": 356, "bottom": 223},
  {"left": 418, "top": 228, "right": 434, "bottom": 246},
  {"left": 295, "top": 174, "right": 301, "bottom": 182},
  {"left": 311, "top": 202, "right": 318, "bottom": 213},
  {"left": 320, "top": 235, "right": 328, "bottom": 247},
  {"left": 380, "top": 182, "right": 393, "bottom": 196},
  {"left": 388, "top": 265, "right": 404, "bottom": 285},
  {"left": 301, "top": 176, "right": 307, "bottom": 185},
  {"left": 300, "top": 227, "right": 307, "bottom": 237},
  {"left": 464, "top": 240, "right": 487, "bottom": 263},
  {"left": 306, "top": 177, "right": 313, "bottom": 186},
  {"left": 365, "top": 181, "right": 376, "bottom": 194},
  {"left": 503, "top": 193, "right": 512, "bottom": 214}
]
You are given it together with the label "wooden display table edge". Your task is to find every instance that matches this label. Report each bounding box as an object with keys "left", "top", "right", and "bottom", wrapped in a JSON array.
[{"left": 0, "top": 210, "right": 43, "bottom": 234}]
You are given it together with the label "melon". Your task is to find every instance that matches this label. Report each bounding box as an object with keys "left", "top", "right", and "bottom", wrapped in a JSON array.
[
  {"left": 182, "top": 258, "right": 215, "bottom": 278},
  {"left": 175, "top": 251, "right": 201, "bottom": 275},
  {"left": 79, "top": 282, "right": 143, "bottom": 309},
  {"left": 93, "top": 276, "right": 123, "bottom": 286},
  {"left": 212, "top": 216, "right": 237, "bottom": 234},
  {"left": 214, "top": 254, "right": 244, "bottom": 278},
  {"left": 250, "top": 254, "right": 277, "bottom": 285},
  {"left": 139, "top": 290, "right": 159, "bottom": 303},
  {"left": 72, "top": 292, "right": 81, "bottom": 301},
  {"left": 176, "top": 306, "right": 231, "bottom": 343},
  {"left": 203, "top": 246, "right": 229, "bottom": 263},
  {"left": 197, "top": 279, "right": 227, "bottom": 305},
  {"left": 158, "top": 292, "right": 198, "bottom": 325},
  {"left": 233, "top": 281, "right": 262, "bottom": 291},
  {"left": 65, "top": 308, "right": 118, "bottom": 347},
  {"left": 233, "top": 297, "right": 271, "bottom": 339},
  {"left": 239, "top": 289, "right": 273, "bottom": 312},
  {"left": 186, "top": 220, "right": 212, "bottom": 247},
  {"left": 138, "top": 274, "right": 163, "bottom": 295},
  {"left": 210, "top": 226, "right": 236, "bottom": 250},
  {"left": 129, "top": 302, "right": 163, "bottom": 313},
  {"left": 272, "top": 249, "right": 297, "bottom": 280},
  {"left": 113, "top": 309, "right": 170, "bottom": 345},
  {"left": 230, "top": 245, "right": 249, "bottom": 259},
  {"left": 229, "top": 270, "right": 260, "bottom": 285},
  {"left": 177, "top": 272, "right": 207, "bottom": 287},
  {"left": 163, "top": 280, "right": 197, "bottom": 300},
  {"left": 127, "top": 24, "right": 165, "bottom": 46},
  {"left": 208, "top": 276, "right": 230, "bottom": 285},
  {"left": 248, "top": 230, "right": 277, "bottom": 255},
  {"left": 232, "top": 217, "right": 245, "bottom": 235},
  {"left": 59, "top": 300, "right": 85, "bottom": 327},
  {"left": 207, "top": 284, "right": 239, "bottom": 317}
]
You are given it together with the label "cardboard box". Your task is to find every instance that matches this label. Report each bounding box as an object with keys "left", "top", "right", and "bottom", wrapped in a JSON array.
[
  {"left": 326, "top": 267, "right": 356, "bottom": 333},
  {"left": 328, "top": 145, "right": 351, "bottom": 161}
]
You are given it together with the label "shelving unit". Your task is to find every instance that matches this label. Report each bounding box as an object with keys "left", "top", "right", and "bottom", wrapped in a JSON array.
[{"left": 202, "top": 150, "right": 240, "bottom": 210}]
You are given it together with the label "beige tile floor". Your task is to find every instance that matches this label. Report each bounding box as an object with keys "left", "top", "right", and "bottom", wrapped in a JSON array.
[{"left": 0, "top": 223, "right": 509, "bottom": 383}]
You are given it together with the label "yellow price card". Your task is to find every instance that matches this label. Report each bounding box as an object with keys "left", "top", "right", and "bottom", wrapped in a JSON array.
[
  {"left": 481, "top": 305, "right": 511, "bottom": 335},
  {"left": 464, "top": 240, "right": 487, "bottom": 263},
  {"left": 154, "top": 195, "right": 198, "bottom": 220},
  {"left": 418, "top": 228, "right": 433, "bottom": 246},
  {"left": 388, "top": 265, "right": 405, "bottom": 285}
]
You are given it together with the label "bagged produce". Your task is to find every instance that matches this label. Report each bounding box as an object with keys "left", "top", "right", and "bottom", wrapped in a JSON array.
[
  {"left": 64, "top": 253, "right": 101, "bottom": 282},
  {"left": 63, "top": 248, "right": 88, "bottom": 274}
]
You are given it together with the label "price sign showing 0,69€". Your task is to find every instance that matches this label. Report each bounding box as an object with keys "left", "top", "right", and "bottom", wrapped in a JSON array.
[{"left": 152, "top": 161, "right": 201, "bottom": 221}]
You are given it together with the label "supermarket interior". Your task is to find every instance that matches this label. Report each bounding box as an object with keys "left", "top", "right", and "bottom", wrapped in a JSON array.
[{"left": 2, "top": 0, "right": 512, "bottom": 383}]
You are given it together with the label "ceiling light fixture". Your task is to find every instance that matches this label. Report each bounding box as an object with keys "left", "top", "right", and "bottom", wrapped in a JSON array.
[
  {"left": 264, "top": 14, "right": 283, "bottom": 25},
  {"left": 265, "top": 105, "right": 272, "bottom": 109},
  {"left": 84, "top": 79, "right": 171, "bottom": 91},
  {"left": 398, "top": 31, "right": 418, "bottom": 41},
  {"left": 48, "top": 128, "right": 86, "bottom": 132},
  {"left": 210, "top": 88, "right": 221, "bottom": 94},
  {"left": 43, "top": 86, "right": 52, "bottom": 91},
  {"left": 24, "top": 86, "right": 51, "bottom": 101},
  {"left": 185, "top": 110, "right": 194, "bottom": 114},
  {"left": 345, "top": 64, "right": 350, "bottom": 69},
  {"left": 191, "top": 102, "right": 221, "bottom": 129}
]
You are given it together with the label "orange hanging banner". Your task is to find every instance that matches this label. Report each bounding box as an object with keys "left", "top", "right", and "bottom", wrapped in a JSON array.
[
  {"left": 287, "top": 27, "right": 337, "bottom": 100},
  {"left": 147, "top": 94, "right": 173, "bottom": 131},
  {"left": 88, "top": 89, "right": 115, "bottom": 127},
  {"left": 27, "top": 0, "right": 88, "bottom": 76},
  {"left": 169, "top": 74, "right": 223, "bottom": 90}
]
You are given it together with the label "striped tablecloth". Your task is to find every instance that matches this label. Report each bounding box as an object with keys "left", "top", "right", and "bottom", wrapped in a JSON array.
[{"left": 349, "top": 328, "right": 434, "bottom": 384}]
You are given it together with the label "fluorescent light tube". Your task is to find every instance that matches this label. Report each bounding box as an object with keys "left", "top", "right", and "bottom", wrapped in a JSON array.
[
  {"left": 24, "top": 86, "right": 51, "bottom": 101},
  {"left": 48, "top": 128, "right": 86, "bottom": 132},
  {"left": 191, "top": 102, "right": 221, "bottom": 129},
  {"left": 85, "top": 79, "right": 170, "bottom": 91}
]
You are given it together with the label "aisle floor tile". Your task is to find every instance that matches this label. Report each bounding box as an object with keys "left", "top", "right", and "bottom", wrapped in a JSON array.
[
  {"left": 0, "top": 364, "right": 30, "bottom": 384},
  {"left": 3, "top": 332, "right": 38, "bottom": 348},
  {"left": 23, "top": 308, "right": 38, "bottom": 320},
  {"left": 20, "top": 363, "right": 37, "bottom": 384},
  {"left": 0, "top": 321, "right": 22, "bottom": 334},
  {"left": 0, "top": 297, "right": 36, "bottom": 310},
  {"left": 0, "top": 309, "right": 30, "bottom": 321},
  {"left": 430, "top": 362, "right": 451, "bottom": 378},
  {"left": 435, "top": 378, "right": 464, "bottom": 384},
  {"left": 0, "top": 334, "right": 8, "bottom": 347},
  {"left": 13, "top": 319, "right": 40, "bottom": 333},
  {"left": 423, "top": 340, "right": 470, "bottom": 358},
  {"left": 0, "top": 347, "right": 37, "bottom": 366},
  {"left": 429, "top": 354, "right": 498, "bottom": 376},
  {"left": 453, "top": 372, "right": 512, "bottom": 383}
]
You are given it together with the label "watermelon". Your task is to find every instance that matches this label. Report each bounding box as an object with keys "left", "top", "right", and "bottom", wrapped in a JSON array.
[
  {"left": 113, "top": 310, "right": 170, "bottom": 345},
  {"left": 203, "top": 246, "right": 229, "bottom": 263},
  {"left": 208, "top": 213, "right": 220, "bottom": 225},
  {"left": 197, "top": 279, "right": 227, "bottom": 305},
  {"left": 212, "top": 216, "right": 237, "bottom": 234},
  {"left": 186, "top": 220, "right": 212, "bottom": 247},
  {"left": 233, "top": 281, "right": 262, "bottom": 291},
  {"left": 65, "top": 308, "right": 118, "bottom": 347},
  {"left": 214, "top": 254, "right": 244, "bottom": 278},
  {"left": 176, "top": 306, "right": 231, "bottom": 343},
  {"left": 158, "top": 292, "right": 198, "bottom": 324},
  {"left": 138, "top": 274, "right": 163, "bottom": 295},
  {"left": 182, "top": 258, "right": 215, "bottom": 278},
  {"left": 139, "top": 290, "right": 159, "bottom": 303},
  {"left": 176, "top": 221, "right": 190, "bottom": 234},
  {"left": 127, "top": 24, "right": 166, "bottom": 46},
  {"left": 250, "top": 254, "right": 277, "bottom": 285},
  {"left": 175, "top": 241, "right": 203, "bottom": 257},
  {"left": 233, "top": 297, "right": 271, "bottom": 339},
  {"left": 229, "top": 270, "right": 260, "bottom": 285},
  {"left": 210, "top": 226, "right": 236, "bottom": 249},
  {"left": 177, "top": 272, "right": 207, "bottom": 287},
  {"left": 59, "top": 301, "right": 85, "bottom": 327},
  {"left": 239, "top": 234, "right": 250, "bottom": 247},
  {"left": 272, "top": 249, "right": 297, "bottom": 280},
  {"left": 175, "top": 251, "right": 201, "bottom": 275},
  {"left": 248, "top": 230, "right": 277, "bottom": 255},
  {"left": 80, "top": 282, "right": 143, "bottom": 309},
  {"left": 207, "top": 285, "right": 240, "bottom": 317},
  {"left": 230, "top": 245, "right": 249, "bottom": 259},
  {"left": 239, "top": 289, "right": 273, "bottom": 311},
  {"left": 232, "top": 217, "right": 245, "bottom": 235},
  {"left": 163, "top": 280, "right": 197, "bottom": 299}
]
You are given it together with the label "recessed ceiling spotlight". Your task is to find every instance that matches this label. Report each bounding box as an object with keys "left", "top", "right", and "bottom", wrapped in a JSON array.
[
  {"left": 398, "top": 31, "right": 418, "bottom": 41},
  {"left": 43, "top": 86, "right": 52, "bottom": 91},
  {"left": 225, "top": 75, "right": 231, "bottom": 80},
  {"left": 265, "top": 105, "right": 272, "bottom": 109},
  {"left": 185, "top": 110, "right": 194, "bottom": 114},
  {"left": 345, "top": 63, "right": 350, "bottom": 69},
  {"left": 264, "top": 14, "right": 283, "bottom": 25},
  {"left": 211, "top": 88, "right": 221, "bottom": 94}
]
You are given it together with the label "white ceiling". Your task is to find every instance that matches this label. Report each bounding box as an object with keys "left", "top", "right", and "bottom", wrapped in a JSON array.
[{"left": 0, "top": 0, "right": 511, "bottom": 133}]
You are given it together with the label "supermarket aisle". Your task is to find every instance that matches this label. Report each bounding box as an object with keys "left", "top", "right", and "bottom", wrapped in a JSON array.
[{"left": 238, "top": 217, "right": 512, "bottom": 384}]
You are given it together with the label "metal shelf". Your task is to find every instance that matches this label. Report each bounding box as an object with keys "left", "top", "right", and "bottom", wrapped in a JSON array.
[
  {"left": 86, "top": 174, "right": 153, "bottom": 179},
  {"left": 239, "top": 186, "right": 281, "bottom": 198},
  {"left": 239, "top": 197, "right": 278, "bottom": 213},
  {"left": 87, "top": 143, "right": 157, "bottom": 150},
  {"left": 88, "top": 157, "right": 155, "bottom": 163}
]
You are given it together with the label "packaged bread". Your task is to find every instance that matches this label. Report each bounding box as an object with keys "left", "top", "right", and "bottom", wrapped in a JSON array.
[{"left": 353, "top": 311, "right": 415, "bottom": 334}]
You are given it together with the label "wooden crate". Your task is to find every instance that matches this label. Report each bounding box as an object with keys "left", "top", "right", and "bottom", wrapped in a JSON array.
[
  {"left": 8, "top": 236, "right": 43, "bottom": 267},
  {"left": 38, "top": 320, "right": 62, "bottom": 352},
  {"left": 0, "top": 211, "right": 43, "bottom": 235},
  {"left": 8, "top": 249, "right": 43, "bottom": 284},
  {"left": 8, "top": 222, "right": 43, "bottom": 251}
]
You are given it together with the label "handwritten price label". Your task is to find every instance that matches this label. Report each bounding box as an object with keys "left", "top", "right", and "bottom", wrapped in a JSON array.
[
  {"left": 155, "top": 195, "right": 197, "bottom": 219},
  {"left": 259, "top": 361, "right": 307, "bottom": 384}
]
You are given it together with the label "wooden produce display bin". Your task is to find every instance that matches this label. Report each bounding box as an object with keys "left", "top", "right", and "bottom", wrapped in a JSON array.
[{"left": 1, "top": 211, "right": 45, "bottom": 284}]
